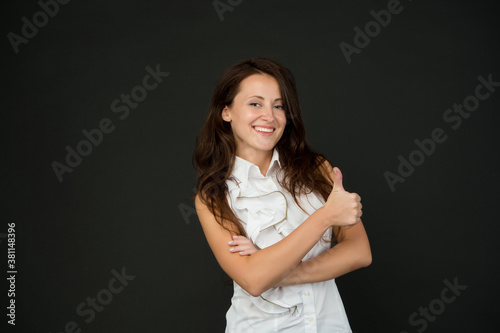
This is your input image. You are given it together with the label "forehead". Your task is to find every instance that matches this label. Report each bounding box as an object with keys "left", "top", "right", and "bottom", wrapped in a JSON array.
[{"left": 236, "top": 74, "right": 281, "bottom": 98}]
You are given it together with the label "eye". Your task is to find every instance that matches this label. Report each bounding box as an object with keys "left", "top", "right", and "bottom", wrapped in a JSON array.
[
  {"left": 249, "top": 102, "right": 260, "bottom": 107},
  {"left": 274, "top": 105, "right": 284, "bottom": 110}
]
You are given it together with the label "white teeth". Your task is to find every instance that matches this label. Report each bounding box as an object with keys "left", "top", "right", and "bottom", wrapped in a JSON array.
[{"left": 254, "top": 126, "right": 274, "bottom": 133}]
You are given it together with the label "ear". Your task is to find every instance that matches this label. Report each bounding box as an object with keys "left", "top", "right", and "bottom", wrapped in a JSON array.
[{"left": 221, "top": 106, "right": 231, "bottom": 122}]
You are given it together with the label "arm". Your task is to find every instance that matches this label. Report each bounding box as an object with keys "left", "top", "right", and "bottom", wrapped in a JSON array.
[
  {"left": 228, "top": 160, "right": 371, "bottom": 286},
  {"left": 232, "top": 221, "right": 371, "bottom": 286},
  {"left": 197, "top": 161, "right": 362, "bottom": 296},
  {"left": 196, "top": 194, "right": 333, "bottom": 297},
  {"left": 276, "top": 222, "right": 371, "bottom": 286},
  {"left": 277, "top": 160, "right": 371, "bottom": 286}
]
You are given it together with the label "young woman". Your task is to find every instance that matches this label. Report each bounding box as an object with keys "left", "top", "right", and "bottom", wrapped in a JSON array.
[{"left": 193, "top": 57, "right": 371, "bottom": 332}]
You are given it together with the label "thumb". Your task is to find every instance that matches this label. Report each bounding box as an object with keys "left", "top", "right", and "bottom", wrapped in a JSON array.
[{"left": 333, "top": 167, "right": 345, "bottom": 192}]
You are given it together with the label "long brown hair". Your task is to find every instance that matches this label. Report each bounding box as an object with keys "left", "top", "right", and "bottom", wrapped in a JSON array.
[{"left": 192, "top": 57, "right": 334, "bottom": 237}]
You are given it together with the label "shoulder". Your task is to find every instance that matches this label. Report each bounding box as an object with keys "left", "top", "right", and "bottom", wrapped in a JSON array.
[
  {"left": 195, "top": 193, "right": 242, "bottom": 247},
  {"left": 194, "top": 192, "right": 218, "bottom": 229},
  {"left": 195, "top": 192, "right": 214, "bottom": 218},
  {"left": 194, "top": 192, "right": 213, "bottom": 214},
  {"left": 194, "top": 192, "right": 204, "bottom": 210}
]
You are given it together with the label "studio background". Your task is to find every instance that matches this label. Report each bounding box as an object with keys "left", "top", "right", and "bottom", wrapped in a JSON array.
[{"left": 2, "top": 0, "right": 499, "bottom": 332}]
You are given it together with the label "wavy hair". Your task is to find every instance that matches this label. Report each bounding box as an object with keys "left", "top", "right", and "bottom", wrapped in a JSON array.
[{"left": 192, "top": 57, "right": 334, "bottom": 237}]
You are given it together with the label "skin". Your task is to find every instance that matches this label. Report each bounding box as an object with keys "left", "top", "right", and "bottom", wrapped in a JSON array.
[
  {"left": 221, "top": 74, "right": 287, "bottom": 175},
  {"left": 229, "top": 166, "right": 372, "bottom": 286},
  {"left": 196, "top": 74, "right": 371, "bottom": 297}
]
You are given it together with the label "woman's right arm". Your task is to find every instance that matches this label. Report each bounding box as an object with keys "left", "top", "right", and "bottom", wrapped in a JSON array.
[
  {"left": 196, "top": 194, "right": 332, "bottom": 296},
  {"left": 195, "top": 165, "right": 361, "bottom": 297}
]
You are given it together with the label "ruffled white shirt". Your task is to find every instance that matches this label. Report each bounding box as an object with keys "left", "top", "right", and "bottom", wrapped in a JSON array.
[{"left": 225, "top": 148, "right": 352, "bottom": 333}]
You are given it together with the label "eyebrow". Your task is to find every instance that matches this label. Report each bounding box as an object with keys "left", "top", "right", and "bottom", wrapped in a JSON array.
[{"left": 247, "top": 95, "right": 283, "bottom": 101}]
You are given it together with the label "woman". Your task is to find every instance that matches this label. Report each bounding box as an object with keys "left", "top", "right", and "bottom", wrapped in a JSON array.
[{"left": 193, "top": 57, "right": 371, "bottom": 332}]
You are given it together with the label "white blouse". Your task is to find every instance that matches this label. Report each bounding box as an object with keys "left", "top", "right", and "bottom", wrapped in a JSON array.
[{"left": 224, "top": 148, "right": 352, "bottom": 333}]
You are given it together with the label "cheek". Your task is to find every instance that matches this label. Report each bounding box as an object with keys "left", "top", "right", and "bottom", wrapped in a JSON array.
[
  {"left": 278, "top": 113, "right": 288, "bottom": 126},
  {"left": 231, "top": 111, "right": 248, "bottom": 124}
]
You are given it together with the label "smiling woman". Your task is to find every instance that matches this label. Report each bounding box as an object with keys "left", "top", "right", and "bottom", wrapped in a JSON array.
[{"left": 192, "top": 57, "right": 371, "bottom": 332}]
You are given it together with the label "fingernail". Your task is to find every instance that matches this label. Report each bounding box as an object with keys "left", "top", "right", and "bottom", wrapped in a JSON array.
[
  {"left": 239, "top": 252, "right": 244, "bottom": 255},
  {"left": 233, "top": 235, "right": 238, "bottom": 239},
  {"left": 229, "top": 248, "right": 234, "bottom": 252},
  {"left": 228, "top": 241, "right": 233, "bottom": 245}
]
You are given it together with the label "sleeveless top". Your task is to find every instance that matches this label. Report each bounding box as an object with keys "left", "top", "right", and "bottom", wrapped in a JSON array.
[{"left": 224, "top": 148, "right": 352, "bottom": 333}]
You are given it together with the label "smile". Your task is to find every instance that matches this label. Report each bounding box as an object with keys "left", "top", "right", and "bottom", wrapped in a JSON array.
[{"left": 253, "top": 126, "right": 275, "bottom": 133}]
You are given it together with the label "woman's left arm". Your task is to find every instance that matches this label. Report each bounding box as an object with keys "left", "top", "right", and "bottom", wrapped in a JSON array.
[
  {"left": 228, "top": 158, "right": 371, "bottom": 285},
  {"left": 276, "top": 221, "right": 371, "bottom": 286},
  {"left": 230, "top": 221, "right": 371, "bottom": 286}
]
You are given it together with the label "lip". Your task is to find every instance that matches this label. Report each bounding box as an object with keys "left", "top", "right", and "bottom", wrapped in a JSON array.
[
  {"left": 252, "top": 125, "right": 274, "bottom": 129},
  {"left": 253, "top": 125, "right": 275, "bottom": 130}
]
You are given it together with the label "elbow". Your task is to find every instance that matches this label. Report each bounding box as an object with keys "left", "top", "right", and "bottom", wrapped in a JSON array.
[
  {"left": 360, "top": 252, "right": 372, "bottom": 268},
  {"left": 241, "top": 278, "right": 269, "bottom": 297},
  {"left": 231, "top": 258, "right": 274, "bottom": 297},
  {"left": 238, "top": 275, "right": 270, "bottom": 297},
  {"left": 247, "top": 287, "right": 264, "bottom": 298},
  {"left": 240, "top": 283, "right": 266, "bottom": 297},
  {"left": 348, "top": 245, "right": 372, "bottom": 270},
  {"left": 350, "top": 255, "right": 371, "bottom": 272},
  {"left": 355, "top": 238, "right": 372, "bottom": 268},
  {"left": 358, "top": 248, "right": 372, "bottom": 268}
]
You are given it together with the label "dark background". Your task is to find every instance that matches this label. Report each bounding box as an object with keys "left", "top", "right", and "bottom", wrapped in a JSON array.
[{"left": 2, "top": 0, "right": 499, "bottom": 332}]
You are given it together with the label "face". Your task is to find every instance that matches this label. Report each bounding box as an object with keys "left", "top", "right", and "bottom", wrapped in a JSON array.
[{"left": 222, "top": 74, "right": 287, "bottom": 162}]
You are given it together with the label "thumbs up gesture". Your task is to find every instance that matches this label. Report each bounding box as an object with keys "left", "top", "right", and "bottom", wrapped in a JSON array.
[{"left": 323, "top": 167, "right": 362, "bottom": 227}]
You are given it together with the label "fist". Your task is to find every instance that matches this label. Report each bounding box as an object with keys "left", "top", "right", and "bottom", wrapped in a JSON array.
[{"left": 323, "top": 167, "right": 362, "bottom": 227}]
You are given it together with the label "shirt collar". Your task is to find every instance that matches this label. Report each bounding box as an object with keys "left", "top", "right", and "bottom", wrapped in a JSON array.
[{"left": 232, "top": 148, "right": 281, "bottom": 185}]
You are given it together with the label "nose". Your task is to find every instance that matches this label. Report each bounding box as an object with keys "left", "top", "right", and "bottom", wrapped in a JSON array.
[{"left": 260, "top": 105, "right": 275, "bottom": 120}]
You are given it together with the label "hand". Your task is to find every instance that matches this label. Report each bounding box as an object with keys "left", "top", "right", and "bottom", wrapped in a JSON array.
[
  {"left": 228, "top": 235, "right": 259, "bottom": 256},
  {"left": 322, "top": 167, "right": 362, "bottom": 227}
]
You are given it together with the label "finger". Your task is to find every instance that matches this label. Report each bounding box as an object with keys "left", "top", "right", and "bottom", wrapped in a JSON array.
[
  {"left": 229, "top": 246, "right": 250, "bottom": 255},
  {"left": 229, "top": 238, "right": 249, "bottom": 247},
  {"left": 229, "top": 244, "right": 248, "bottom": 252},
  {"left": 228, "top": 235, "right": 244, "bottom": 246},
  {"left": 229, "top": 248, "right": 249, "bottom": 255},
  {"left": 333, "top": 167, "right": 345, "bottom": 192},
  {"left": 239, "top": 247, "right": 257, "bottom": 255}
]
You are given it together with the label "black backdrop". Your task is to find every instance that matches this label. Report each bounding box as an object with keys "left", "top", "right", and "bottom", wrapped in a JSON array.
[{"left": 2, "top": 0, "right": 499, "bottom": 332}]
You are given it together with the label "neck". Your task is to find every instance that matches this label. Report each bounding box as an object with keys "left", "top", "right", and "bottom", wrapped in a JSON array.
[{"left": 236, "top": 149, "right": 274, "bottom": 177}]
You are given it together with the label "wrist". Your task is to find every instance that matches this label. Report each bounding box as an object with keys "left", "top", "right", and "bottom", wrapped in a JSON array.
[{"left": 315, "top": 207, "right": 334, "bottom": 229}]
